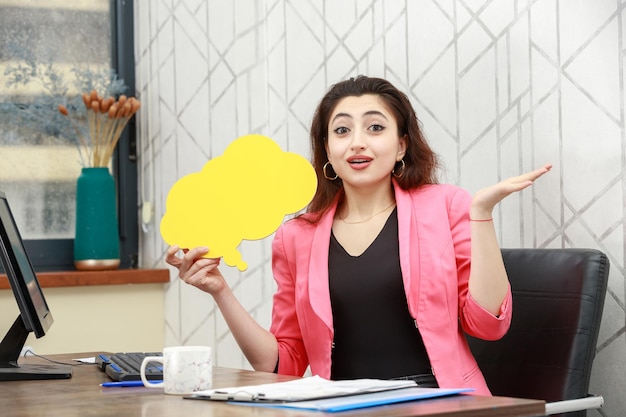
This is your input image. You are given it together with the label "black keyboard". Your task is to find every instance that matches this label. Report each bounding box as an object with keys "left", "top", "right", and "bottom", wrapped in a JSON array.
[{"left": 96, "top": 352, "right": 163, "bottom": 382}]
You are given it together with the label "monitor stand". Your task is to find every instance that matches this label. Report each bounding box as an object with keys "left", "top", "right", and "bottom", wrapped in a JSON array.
[
  {"left": 0, "top": 316, "right": 72, "bottom": 381},
  {"left": 0, "top": 363, "right": 73, "bottom": 381}
]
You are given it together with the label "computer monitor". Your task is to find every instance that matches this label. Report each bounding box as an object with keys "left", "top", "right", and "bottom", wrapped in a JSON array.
[{"left": 0, "top": 191, "right": 72, "bottom": 380}]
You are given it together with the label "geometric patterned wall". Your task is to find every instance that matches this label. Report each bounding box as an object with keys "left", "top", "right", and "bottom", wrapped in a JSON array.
[{"left": 134, "top": 1, "right": 625, "bottom": 415}]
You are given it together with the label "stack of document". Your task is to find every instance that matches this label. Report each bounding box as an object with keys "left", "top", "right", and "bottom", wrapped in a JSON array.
[{"left": 187, "top": 375, "right": 473, "bottom": 412}]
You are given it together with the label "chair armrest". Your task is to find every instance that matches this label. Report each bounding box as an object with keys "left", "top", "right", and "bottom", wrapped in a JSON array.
[{"left": 544, "top": 396, "right": 604, "bottom": 415}]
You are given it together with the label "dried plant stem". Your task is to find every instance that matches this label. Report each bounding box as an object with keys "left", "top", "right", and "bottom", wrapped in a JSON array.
[
  {"left": 58, "top": 104, "right": 91, "bottom": 166},
  {"left": 87, "top": 110, "right": 98, "bottom": 166},
  {"left": 101, "top": 116, "right": 132, "bottom": 165},
  {"left": 62, "top": 90, "right": 141, "bottom": 168}
]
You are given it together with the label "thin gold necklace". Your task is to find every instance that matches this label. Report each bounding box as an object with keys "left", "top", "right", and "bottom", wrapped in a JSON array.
[{"left": 339, "top": 202, "right": 396, "bottom": 224}]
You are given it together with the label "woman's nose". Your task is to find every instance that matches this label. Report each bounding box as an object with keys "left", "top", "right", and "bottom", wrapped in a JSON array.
[{"left": 350, "top": 130, "right": 366, "bottom": 149}]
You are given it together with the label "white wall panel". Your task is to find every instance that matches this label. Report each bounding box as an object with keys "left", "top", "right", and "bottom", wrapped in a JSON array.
[{"left": 135, "top": 2, "right": 626, "bottom": 415}]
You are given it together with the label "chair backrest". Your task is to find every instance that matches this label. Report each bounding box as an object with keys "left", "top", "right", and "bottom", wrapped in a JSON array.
[{"left": 467, "top": 248, "right": 609, "bottom": 417}]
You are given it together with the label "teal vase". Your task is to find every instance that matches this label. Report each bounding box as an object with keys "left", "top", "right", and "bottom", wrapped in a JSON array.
[{"left": 74, "top": 167, "right": 120, "bottom": 270}]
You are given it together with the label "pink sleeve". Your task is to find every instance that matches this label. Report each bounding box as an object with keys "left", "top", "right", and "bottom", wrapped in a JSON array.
[
  {"left": 463, "top": 286, "right": 512, "bottom": 340},
  {"left": 269, "top": 225, "right": 309, "bottom": 376}
]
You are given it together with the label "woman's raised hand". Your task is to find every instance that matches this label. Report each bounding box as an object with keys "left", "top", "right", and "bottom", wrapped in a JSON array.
[
  {"left": 470, "top": 163, "right": 552, "bottom": 220},
  {"left": 165, "top": 245, "right": 227, "bottom": 295}
]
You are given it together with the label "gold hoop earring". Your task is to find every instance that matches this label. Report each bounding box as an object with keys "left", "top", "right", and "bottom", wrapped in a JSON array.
[
  {"left": 392, "top": 159, "right": 406, "bottom": 178},
  {"left": 323, "top": 162, "right": 338, "bottom": 180}
]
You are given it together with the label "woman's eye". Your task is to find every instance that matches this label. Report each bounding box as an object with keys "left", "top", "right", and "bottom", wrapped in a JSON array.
[
  {"left": 334, "top": 127, "right": 349, "bottom": 135},
  {"left": 369, "top": 124, "right": 385, "bottom": 132}
]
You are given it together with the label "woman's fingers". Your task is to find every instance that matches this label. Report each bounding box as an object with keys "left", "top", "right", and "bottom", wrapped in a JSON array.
[
  {"left": 509, "top": 164, "right": 552, "bottom": 188},
  {"left": 165, "top": 245, "right": 182, "bottom": 267},
  {"left": 164, "top": 245, "right": 225, "bottom": 294},
  {"left": 502, "top": 164, "right": 552, "bottom": 195},
  {"left": 165, "top": 245, "right": 212, "bottom": 275},
  {"left": 178, "top": 246, "right": 208, "bottom": 274},
  {"left": 184, "top": 255, "right": 217, "bottom": 279},
  {"left": 472, "top": 164, "right": 552, "bottom": 215}
]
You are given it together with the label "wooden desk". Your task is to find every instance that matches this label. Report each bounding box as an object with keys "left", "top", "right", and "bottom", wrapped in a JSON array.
[{"left": 2, "top": 353, "right": 545, "bottom": 417}]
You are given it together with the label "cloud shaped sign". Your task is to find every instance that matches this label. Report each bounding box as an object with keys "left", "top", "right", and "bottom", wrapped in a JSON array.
[{"left": 160, "top": 134, "right": 317, "bottom": 271}]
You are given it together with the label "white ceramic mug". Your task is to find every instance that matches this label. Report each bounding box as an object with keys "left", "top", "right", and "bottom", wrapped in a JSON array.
[{"left": 140, "top": 346, "right": 212, "bottom": 395}]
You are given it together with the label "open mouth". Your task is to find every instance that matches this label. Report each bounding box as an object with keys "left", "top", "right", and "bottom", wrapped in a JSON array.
[{"left": 348, "top": 158, "right": 372, "bottom": 164}]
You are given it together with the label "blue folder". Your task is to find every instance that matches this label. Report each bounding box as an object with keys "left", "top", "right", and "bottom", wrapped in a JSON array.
[{"left": 228, "top": 387, "right": 474, "bottom": 412}]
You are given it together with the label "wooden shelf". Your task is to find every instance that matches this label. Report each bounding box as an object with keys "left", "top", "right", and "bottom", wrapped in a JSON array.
[{"left": 0, "top": 268, "right": 170, "bottom": 289}]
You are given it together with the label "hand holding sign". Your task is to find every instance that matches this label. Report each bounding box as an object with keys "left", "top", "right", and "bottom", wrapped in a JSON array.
[{"left": 160, "top": 134, "right": 317, "bottom": 271}]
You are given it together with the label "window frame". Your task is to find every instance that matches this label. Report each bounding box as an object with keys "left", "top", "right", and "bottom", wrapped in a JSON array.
[{"left": 23, "top": 0, "right": 138, "bottom": 272}]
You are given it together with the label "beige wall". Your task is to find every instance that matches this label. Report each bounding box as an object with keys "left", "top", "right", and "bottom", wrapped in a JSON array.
[{"left": 0, "top": 284, "right": 164, "bottom": 355}]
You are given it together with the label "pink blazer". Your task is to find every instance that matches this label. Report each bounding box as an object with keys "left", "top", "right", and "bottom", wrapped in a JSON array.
[{"left": 269, "top": 182, "right": 512, "bottom": 396}]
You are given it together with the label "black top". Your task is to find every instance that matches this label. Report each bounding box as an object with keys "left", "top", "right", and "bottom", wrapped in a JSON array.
[{"left": 328, "top": 208, "right": 432, "bottom": 380}]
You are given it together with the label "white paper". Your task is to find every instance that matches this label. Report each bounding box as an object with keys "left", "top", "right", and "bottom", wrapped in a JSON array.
[
  {"left": 191, "top": 375, "right": 417, "bottom": 402},
  {"left": 73, "top": 356, "right": 96, "bottom": 364}
]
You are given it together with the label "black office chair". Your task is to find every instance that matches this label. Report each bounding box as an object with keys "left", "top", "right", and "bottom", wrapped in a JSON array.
[{"left": 467, "top": 248, "right": 609, "bottom": 416}]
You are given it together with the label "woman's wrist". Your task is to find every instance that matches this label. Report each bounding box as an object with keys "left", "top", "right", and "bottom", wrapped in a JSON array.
[
  {"left": 470, "top": 217, "right": 493, "bottom": 222},
  {"left": 211, "top": 281, "right": 234, "bottom": 304},
  {"left": 469, "top": 208, "right": 493, "bottom": 222}
]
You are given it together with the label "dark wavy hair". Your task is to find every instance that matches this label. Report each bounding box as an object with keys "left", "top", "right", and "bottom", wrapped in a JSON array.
[{"left": 304, "top": 75, "right": 439, "bottom": 221}]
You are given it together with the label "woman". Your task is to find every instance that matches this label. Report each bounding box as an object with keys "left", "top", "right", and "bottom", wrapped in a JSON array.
[{"left": 166, "top": 75, "right": 551, "bottom": 395}]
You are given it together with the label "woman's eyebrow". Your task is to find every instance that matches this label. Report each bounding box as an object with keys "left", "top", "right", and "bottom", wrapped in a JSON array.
[
  {"left": 331, "top": 110, "right": 388, "bottom": 123},
  {"left": 363, "top": 110, "right": 388, "bottom": 119},
  {"left": 331, "top": 112, "right": 351, "bottom": 123}
]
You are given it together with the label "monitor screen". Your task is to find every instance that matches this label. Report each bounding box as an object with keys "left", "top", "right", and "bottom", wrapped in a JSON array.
[
  {"left": 0, "top": 191, "right": 71, "bottom": 380},
  {"left": 0, "top": 194, "right": 52, "bottom": 337}
]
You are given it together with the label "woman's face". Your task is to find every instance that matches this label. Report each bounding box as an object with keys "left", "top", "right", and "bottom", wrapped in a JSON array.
[{"left": 326, "top": 94, "right": 406, "bottom": 190}]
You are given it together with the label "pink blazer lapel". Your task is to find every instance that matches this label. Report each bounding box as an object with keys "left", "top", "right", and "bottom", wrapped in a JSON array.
[
  {"left": 307, "top": 203, "right": 338, "bottom": 332},
  {"left": 394, "top": 182, "right": 419, "bottom": 317}
]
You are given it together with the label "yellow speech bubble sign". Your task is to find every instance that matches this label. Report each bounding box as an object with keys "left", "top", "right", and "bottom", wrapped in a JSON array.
[{"left": 160, "top": 134, "right": 317, "bottom": 271}]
